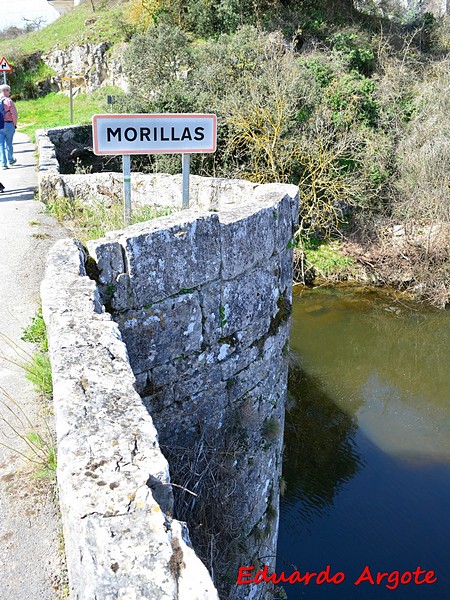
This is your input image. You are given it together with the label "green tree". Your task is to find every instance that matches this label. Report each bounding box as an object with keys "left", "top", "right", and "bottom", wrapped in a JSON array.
[{"left": 122, "top": 23, "right": 193, "bottom": 111}]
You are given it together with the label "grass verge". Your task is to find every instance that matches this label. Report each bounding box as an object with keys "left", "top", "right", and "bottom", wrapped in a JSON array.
[
  {"left": 16, "top": 87, "right": 123, "bottom": 142},
  {"left": 0, "top": 309, "right": 55, "bottom": 481},
  {"left": 294, "top": 236, "right": 356, "bottom": 284},
  {"left": 0, "top": 387, "right": 56, "bottom": 479},
  {"left": 46, "top": 195, "right": 175, "bottom": 244}
]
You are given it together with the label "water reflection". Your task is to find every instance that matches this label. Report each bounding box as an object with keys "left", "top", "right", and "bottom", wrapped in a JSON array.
[
  {"left": 277, "top": 287, "right": 450, "bottom": 599},
  {"left": 288, "top": 286, "right": 450, "bottom": 459},
  {"left": 283, "top": 365, "right": 362, "bottom": 521},
  {"left": 358, "top": 372, "right": 450, "bottom": 460}
]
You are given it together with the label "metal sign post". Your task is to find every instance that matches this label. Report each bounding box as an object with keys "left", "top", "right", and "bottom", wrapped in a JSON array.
[
  {"left": 182, "top": 153, "right": 191, "bottom": 209},
  {"left": 62, "top": 77, "right": 75, "bottom": 124},
  {"left": 69, "top": 79, "right": 73, "bottom": 124},
  {"left": 107, "top": 95, "right": 115, "bottom": 112},
  {"left": 92, "top": 113, "right": 217, "bottom": 225},
  {"left": 123, "top": 154, "right": 132, "bottom": 225}
]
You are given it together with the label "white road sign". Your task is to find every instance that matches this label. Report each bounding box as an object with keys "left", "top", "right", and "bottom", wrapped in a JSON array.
[
  {"left": 92, "top": 113, "right": 217, "bottom": 155},
  {"left": 0, "top": 57, "right": 13, "bottom": 72}
]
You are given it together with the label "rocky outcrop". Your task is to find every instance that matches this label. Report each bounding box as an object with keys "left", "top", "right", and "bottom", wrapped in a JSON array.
[
  {"left": 356, "top": 0, "right": 449, "bottom": 18},
  {"left": 43, "top": 41, "right": 128, "bottom": 94}
]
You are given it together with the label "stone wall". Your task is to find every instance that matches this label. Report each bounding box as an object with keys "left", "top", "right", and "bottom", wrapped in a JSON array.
[
  {"left": 41, "top": 238, "right": 219, "bottom": 600},
  {"left": 39, "top": 123, "right": 299, "bottom": 598},
  {"left": 36, "top": 125, "right": 276, "bottom": 213},
  {"left": 41, "top": 172, "right": 298, "bottom": 598},
  {"left": 86, "top": 184, "right": 298, "bottom": 597}
]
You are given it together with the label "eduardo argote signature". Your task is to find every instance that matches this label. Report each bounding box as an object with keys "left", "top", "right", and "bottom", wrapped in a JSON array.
[{"left": 236, "top": 564, "right": 437, "bottom": 590}]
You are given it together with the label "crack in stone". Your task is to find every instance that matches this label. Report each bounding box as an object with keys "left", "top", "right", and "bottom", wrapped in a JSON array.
[{"left": 130, "top": 435, "right": 139, "bottom": 464}]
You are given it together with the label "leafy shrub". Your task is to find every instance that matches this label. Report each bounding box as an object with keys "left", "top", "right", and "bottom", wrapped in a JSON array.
[
  {"left": 121, "top": 23, "right": 193, "bottom": 111},
  {"left": 325, "top": 72, "right": 379, "bottom": 127},
  {"left": 304, "top": 56, "right": 336, "bottom": 87},
  {"left": 328, "top": 30, "right": 375, "bottom": 75}
]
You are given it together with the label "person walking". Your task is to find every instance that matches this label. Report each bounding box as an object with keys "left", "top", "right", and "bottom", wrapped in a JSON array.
[{"left": 0, "top": 84, "right": 18, "bottom": 169}]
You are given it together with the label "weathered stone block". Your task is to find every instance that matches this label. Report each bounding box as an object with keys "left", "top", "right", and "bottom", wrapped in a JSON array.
[
  {"left": 200, "top": 267, "right": 279, "bottom": 346},
  {"left": 198, "top": 280, "right": 223, "bottom": 345},
  {"left": 221, "top": 266, "right": 279, "bottom": 337},
  {"left": 152, "top": 354, "right": 222, "bottom": 388},
  {"left": 227, "top": 357, "right": 268, "bottom": 401},
  {"left": 142, "top": 385, "right": 176, "bottom": 414},
  {"left": 115, "top": 292, "right": 203, "bottom": 373},
  {"left": 220, "top": 345, "right": 260, "bottom": 380},
  {"left": 173, "top": 363, "right": 223, "bottom": 398},
  {"left": 280, "top": 246, "right": 294, "bottom": 297},
  {"left": 87, "top": 240, "right": 124, "bottom": 285},
  {"left": 273, "top": 188, "right": 300, "bottom": 251},
  {"left": 119, "top": 211, "right": 221, "bottom": 306},
  {"left": 149, "top": 384, "right": 229, "bottom": 448},
  {"left": 219, "top": 205, "right": 276, "bottom": 280}
]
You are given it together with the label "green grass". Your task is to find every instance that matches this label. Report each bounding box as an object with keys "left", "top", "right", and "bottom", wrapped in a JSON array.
[
  {"left": 26, "top": 432, "right": 57, "bottom": 479},
  {"left": 301, "top": 237, "right": 356, "bottom": 279},
  {"left": 46, "top": 195, "right": 175, "bottom": 244},
  {"left": 0, "top": 312, "right": 57, "bottom": 482},
  {"left": 21, "top": 308, "right": 52, "bottom": 398},
  {"left": 16, "top": 87, "right": 122, "bottom": 141},
  {"left": 21, "top": 307, "right": 48, "bottom": 353},
  {"left": 3, "top": 0, "right": 128, "bottom": 56},
  {"left": 24, "top": 352, "right": 53, "bottom": 398},
  {"left": 0, "top": 388, "right": 56, "bottom": 481}
]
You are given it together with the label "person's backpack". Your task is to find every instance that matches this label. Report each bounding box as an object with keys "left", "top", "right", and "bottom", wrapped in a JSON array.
[{"left": 0, "top": 99, "right": 5, "bottom": 130}]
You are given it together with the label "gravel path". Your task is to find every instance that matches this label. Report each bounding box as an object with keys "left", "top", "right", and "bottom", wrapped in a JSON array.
[{"left": 0, "top": 132, "right": 68, "bottom": 599}]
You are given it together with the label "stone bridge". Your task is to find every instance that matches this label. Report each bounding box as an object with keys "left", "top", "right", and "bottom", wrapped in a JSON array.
[{"left": 39, "top": 126, "right": 298, "bottom": 599}]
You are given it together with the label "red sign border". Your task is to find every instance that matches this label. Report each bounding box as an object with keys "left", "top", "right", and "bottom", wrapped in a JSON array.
[
  {"left": 0, "top": 57, "right": 13, "bottom": 73},
  {"left": 92, "top": 113, "right": 217, "bottom": 156}
]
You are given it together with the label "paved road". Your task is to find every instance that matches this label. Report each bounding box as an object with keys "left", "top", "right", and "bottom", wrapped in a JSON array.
[{"left": 0, "top": 132, "right": 68, "bottom": 599}]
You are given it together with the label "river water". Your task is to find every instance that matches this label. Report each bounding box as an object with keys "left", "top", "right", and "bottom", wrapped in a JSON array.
[{"left": 276, "top": 286, "right": 450, "bottom": 599}]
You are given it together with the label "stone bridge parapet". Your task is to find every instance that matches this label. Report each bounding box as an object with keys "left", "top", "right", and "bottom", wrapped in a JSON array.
[{"left": 40, "top": 127, "right": 299, "bottom": 598}]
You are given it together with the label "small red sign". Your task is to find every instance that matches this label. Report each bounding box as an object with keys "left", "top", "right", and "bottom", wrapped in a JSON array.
[{"left": 0, "top": 57, "right": 13, "bottom": 72}]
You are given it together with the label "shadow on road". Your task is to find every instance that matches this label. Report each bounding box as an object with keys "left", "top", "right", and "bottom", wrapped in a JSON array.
[{"left": 0, "top": 187, "right": 36, "bottom": 201}]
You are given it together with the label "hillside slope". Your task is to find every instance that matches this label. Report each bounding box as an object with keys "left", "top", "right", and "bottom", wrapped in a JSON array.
[{"left": 4, "top": 1, "right": 450, "bottom": 306}]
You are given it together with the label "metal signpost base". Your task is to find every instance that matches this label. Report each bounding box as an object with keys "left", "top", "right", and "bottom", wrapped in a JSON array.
[
  {"left": 182, "top": 153, "right": 191, "bottom": 209},
  {"left": 123, "top": 154, "right": 131, "bottom": 225}
]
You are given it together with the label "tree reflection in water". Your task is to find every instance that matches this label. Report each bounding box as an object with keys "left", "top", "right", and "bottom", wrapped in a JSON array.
[{"left": 282, "top": 362, "right": 362, "bottom": 521}]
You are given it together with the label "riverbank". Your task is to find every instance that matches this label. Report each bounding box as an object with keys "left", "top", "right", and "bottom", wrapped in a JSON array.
[{"left": 294, "top": 221, "right": 450, "bottom": 308}]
